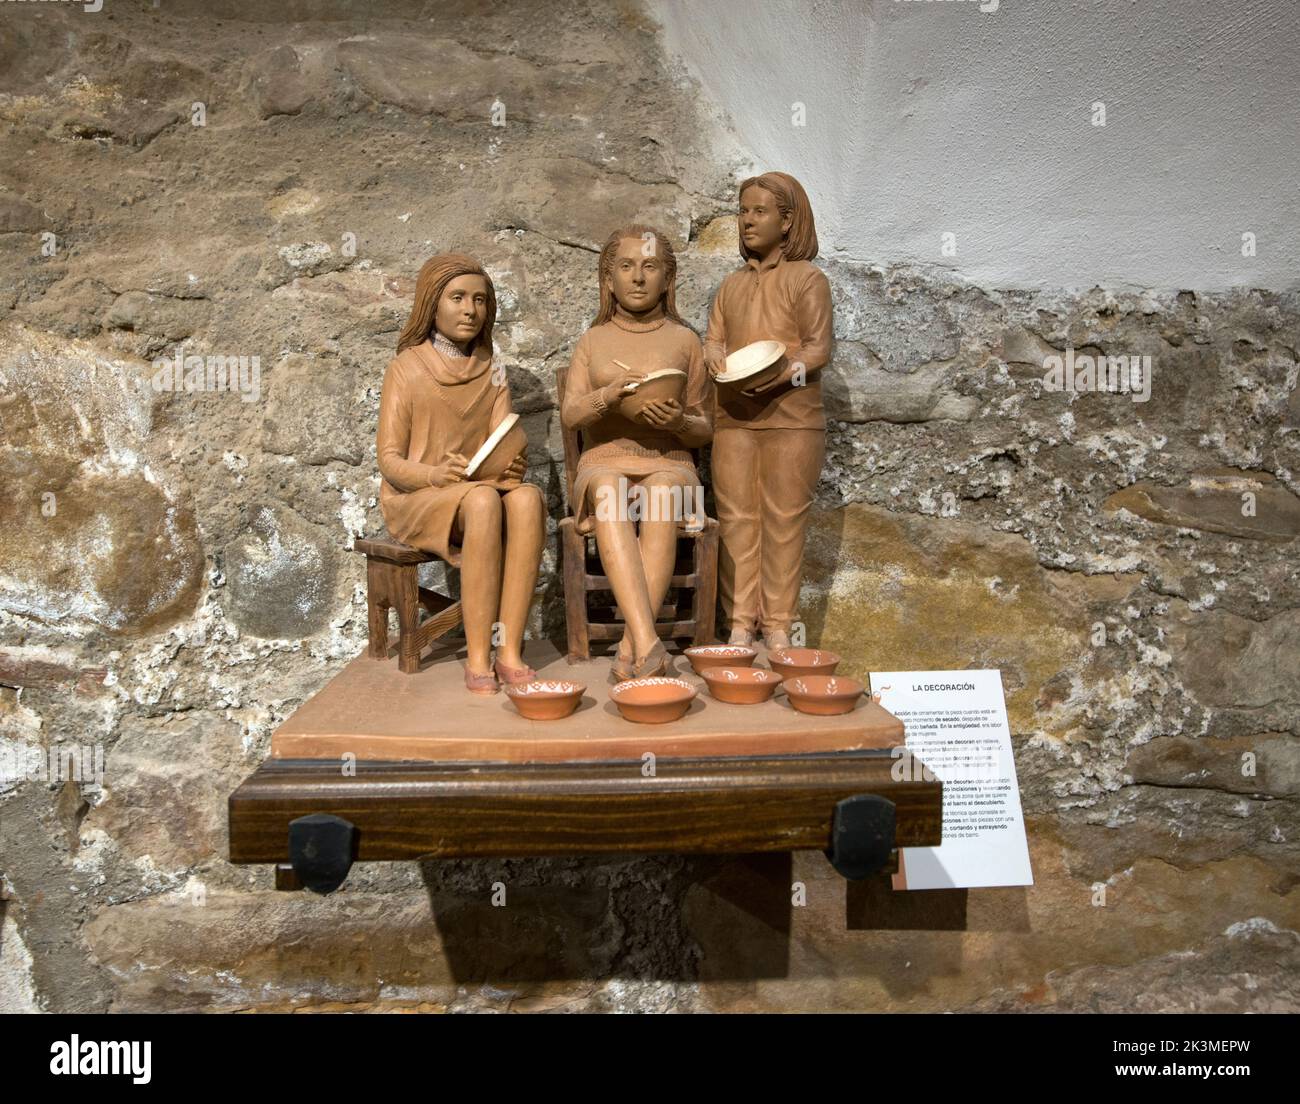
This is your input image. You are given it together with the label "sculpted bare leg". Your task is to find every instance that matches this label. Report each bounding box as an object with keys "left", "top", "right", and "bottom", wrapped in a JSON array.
[
  {"left": 495, "top": 483, "right": 545, "bottom": 670},
  {"left": 612, "top": 474, "right": 682, "bottom": 665},
  {"left": 589, "top": 473, "right": 662, "bottom": 671},
  {"left": 454, "top": 485, "right": 504, "bottom": 679}
]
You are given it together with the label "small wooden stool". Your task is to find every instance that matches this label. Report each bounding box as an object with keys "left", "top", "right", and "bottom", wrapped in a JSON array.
[{"left": 355, "top": 537, "right": 463, "bottom": 674}]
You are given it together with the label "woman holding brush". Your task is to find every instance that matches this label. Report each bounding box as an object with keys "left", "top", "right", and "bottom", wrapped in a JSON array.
[{"left": 561, "top": 224, "right": 713, "bottom": 681}]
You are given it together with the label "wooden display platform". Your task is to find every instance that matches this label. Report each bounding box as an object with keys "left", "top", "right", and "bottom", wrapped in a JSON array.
[
  {"left": 229, "top": 640, "right": 942, "bottom": 891},
  {"left": 229, "top": 751, "right": 942, "bottom": 889},
  {"left": 269, "top": 639, "right": 904, "bottom": 763}
]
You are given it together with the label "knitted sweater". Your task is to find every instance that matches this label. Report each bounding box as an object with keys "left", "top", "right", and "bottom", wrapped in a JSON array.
[
  {"left": 561, "top": 312, "right": 713, "bottom": 469},
  {"left": 703, "top": 251, "right": 834, "bottom": 430}
]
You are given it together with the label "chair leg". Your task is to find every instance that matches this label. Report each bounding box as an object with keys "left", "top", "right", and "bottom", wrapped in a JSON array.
[
  {"left": 561, "top": 524, "right": 590, "bottom": 662},
  {"left": 691, "top": 524, "right": 719, "bottom": 646},
  {"left": 394, "top": 562, "right": 423, "bottom": 674},
  {"left": 365, "top": 558, "right": 392, "bottom": 659}
]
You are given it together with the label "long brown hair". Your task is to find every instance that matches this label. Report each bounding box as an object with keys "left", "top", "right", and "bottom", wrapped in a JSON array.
[
  {"left": 738, "top": 171, "right": 819, "bottom": 263},
  {"left": 592, "top": 224, "right": 686, "bottom": 327},
  {"left": 396, "top": 253, "right": 497, "bottom": 354}
]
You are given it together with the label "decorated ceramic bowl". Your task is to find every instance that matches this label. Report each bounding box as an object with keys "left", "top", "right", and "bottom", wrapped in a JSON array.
[
  {"left": 504, "top": 679, "right": 586, "bottom": 721},
  {"left": 784, "top": 675, "right": 865, "bottom": 716},
  {"left": 609, "top": 676, "right": 697, "bottom": 724},
  {"left": 684, "top": 643, "right": 758, "bottom": 675},
  {"left": 700, "top": 666, "right": 781, "bottom": 705},
  {"left": 768, "top": 647, "right": 841, "bottom": 680}
]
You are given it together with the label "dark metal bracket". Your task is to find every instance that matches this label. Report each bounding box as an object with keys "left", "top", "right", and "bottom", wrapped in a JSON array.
[
  {"left": 288, "top": 813, "right": 357, "bottom": 894},
  {"left": 825, "top": 794, "right": 897, "bottom": 879}
]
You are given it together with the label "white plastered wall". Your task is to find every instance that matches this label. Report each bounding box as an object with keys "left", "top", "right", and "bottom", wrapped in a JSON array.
[{"left": 651, "top": 0, "right": 1299, "bottom": 291}]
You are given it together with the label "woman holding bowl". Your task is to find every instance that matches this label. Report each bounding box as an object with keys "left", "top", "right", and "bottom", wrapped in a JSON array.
[
  {"left": 703, "top": 172, "right": 834, "bottom": 653},
  {"left": 562, "top": 225, "right": 713, "bottom": 681}
]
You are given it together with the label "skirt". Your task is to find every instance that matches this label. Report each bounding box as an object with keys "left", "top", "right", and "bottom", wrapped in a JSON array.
[
  {"left": 380, "top": 475, "right": 536, "bottom": 566},
  {"left": 571, "top": 449, "right": 701, "bottom": 535}
]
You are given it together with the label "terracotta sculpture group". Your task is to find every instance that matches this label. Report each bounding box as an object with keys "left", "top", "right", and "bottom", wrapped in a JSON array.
[{"left": 376, "top": 171, "right": 832, "bottom": 694}]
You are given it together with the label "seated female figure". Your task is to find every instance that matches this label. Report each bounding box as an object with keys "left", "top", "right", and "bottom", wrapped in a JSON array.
[
  {"left": 561, "top": 226, "right": 713, "bottom": 680},
  {"left": 377, "top": 253, "right": 545, "bottom": 694}
]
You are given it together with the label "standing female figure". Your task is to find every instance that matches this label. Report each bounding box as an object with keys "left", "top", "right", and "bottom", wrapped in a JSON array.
[
  {"left": 703, "top": 172, "right": 833, "bottom": 652},
  {"left": 562, "top": 225, "right": 713, "bottom": 680},
  {"left": 377, "top": 253, "right": 545, "bottom": 694}
]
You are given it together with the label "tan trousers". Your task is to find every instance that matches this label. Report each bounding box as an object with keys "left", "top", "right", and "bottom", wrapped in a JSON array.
[{"left": 712, "top": 426, "right": 825, "bottom": 635}]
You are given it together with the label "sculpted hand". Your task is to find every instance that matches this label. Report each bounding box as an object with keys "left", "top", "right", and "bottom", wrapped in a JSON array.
[
  {"left": 430, "top": 451, "right": 469, "bottom": 488},
  {"left": 500, "top": 451, "right": 528, "bottom": 485},
  {"left": 603, "top": 366, "right": 645, "bottom": 408},
  {"left": 637, "top": 397, "right": 685, "bottom": 430},
  {"left": 704, "top": 347, "right": 727, "bottom": 380},
  {"left": 745, "top": 360, "right": 799, "bottom": 396}
]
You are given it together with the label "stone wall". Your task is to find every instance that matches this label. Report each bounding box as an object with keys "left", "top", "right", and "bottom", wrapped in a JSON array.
[{"left": 0, "top": 0, "right": 1296, "bottom": 1012}]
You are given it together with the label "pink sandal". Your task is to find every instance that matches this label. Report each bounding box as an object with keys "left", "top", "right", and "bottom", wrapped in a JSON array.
[
  {"left": 465, "top": 666, "right": 499, "bottom": 695},
  {"left": 493, "top": 658, "right": 537, "bottom": 686}
]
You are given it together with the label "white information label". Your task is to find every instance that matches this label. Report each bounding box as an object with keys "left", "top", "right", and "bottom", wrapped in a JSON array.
[{"left": 870, "top": 669, "right": 1033, "bottom": 890}]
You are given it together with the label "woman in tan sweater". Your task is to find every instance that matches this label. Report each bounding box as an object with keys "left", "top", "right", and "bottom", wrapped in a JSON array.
[
  {"left": 562, "top": 225, "right": 713, "bottom": 680},
  {"left": 377, "top": 253, "right": 545, "bottom": 694},
  {"left": 703, "top": 172, "right": 833, "bottom": 652}
]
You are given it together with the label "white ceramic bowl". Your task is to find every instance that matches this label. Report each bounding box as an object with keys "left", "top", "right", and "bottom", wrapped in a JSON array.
[{"left": 714, "top": 340, "right": 786, "bottom": 386}]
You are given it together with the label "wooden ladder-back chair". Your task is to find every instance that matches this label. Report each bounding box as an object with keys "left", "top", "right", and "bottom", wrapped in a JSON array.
[{"left": 556, "top": 361, "right": 719, "bottom": 662}]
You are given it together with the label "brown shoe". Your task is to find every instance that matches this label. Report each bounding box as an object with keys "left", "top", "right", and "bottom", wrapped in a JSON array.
[
  {"left": 764, "top": 629, "right": 791, "bottom": 653},
  {"left": 632, "top": 640, "right": 670, "bottom": 680},
  {"left": 465, "top": 665, "right": 499, "bottom": 695}
]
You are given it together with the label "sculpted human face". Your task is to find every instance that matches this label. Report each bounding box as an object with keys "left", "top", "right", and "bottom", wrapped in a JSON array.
[
  {"left": 434, "top": 273, "right": 489, "bottom": 346},
  {"left": 607, "top": 235, "right": 667, "bottom": 317},
  {"left": 739, "top": 185, "right": 791, "bottom": 259}
]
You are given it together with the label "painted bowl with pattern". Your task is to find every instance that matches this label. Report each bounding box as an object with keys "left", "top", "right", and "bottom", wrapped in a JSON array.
[
  {"left": 609, "top": 676, "right": 697, "bottom": 724},
  {"left": 784, "top": 675, "right": 865, "bottom": 716},
  {"left": 768, "top": 647, "right": 841, "bottom": 680},
  {"left": 504, "top": 679, "right": 586, "bottom": 721},
  {"left": 700, "top": 666, "right": 781, "bottom": 705},
  {"left": 684, "top": 643, "right": 758, "bottom": 675}
]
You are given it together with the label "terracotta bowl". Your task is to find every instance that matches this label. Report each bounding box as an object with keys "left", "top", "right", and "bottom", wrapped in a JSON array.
[
  {"left": 769, "top": 647, "right": 841, "bottom": 680},
  {"left": 684, "top": 643, "right": 758, "bottom": 675},
  {"left": 504, "top": 679, "right": 586, "bottom": 721},
  {"left": 609, "top": 676, "right": 697, "bottom": 724},
  {"left": 784, "top": 674, "right": 865, "bottom": 716},
  {"left": 623, "top": 368, "right": 686, "bottom": 421},
  {"left": 700, "top": 666, "right": 781, "bottom": 705}
]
